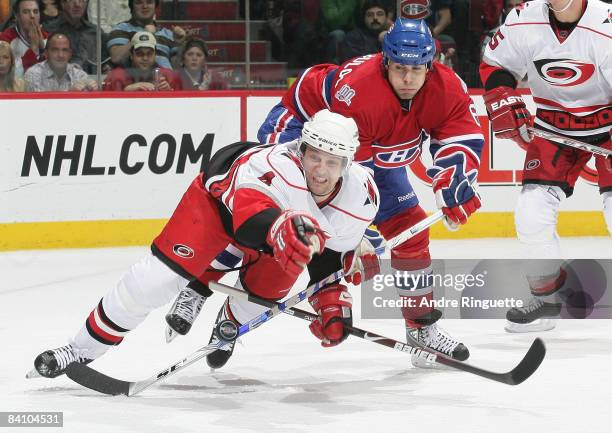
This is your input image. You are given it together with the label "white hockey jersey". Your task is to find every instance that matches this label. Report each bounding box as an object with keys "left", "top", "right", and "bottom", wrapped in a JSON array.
[
  {"left": 205, "top": 142, "right": 380, "bottom": 253},
  {"left": 482, "top": 0, "right": 612, "bottom": 139}
]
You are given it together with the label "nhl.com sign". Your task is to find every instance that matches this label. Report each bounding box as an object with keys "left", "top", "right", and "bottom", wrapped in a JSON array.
[{"left": 20, "top": 133, "right": 213, "bottom": 177}]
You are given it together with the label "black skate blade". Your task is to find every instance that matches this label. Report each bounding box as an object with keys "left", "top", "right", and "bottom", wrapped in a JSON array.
[
  {"left": 66, "top": 363, "right": 130, "bottom": 396},
  {"left": 507, "top": 337, "right": 546, "bottom": 385}
]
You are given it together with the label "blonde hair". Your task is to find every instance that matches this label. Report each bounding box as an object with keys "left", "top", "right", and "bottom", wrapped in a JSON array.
[{"left": 0, "top": 41, "right": 18, "bottom": 92}]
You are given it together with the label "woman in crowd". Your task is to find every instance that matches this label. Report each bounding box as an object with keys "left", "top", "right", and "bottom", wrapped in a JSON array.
[
  {"left": 0, "top": 40, "right": 24, "bottom": 91},
  {"left": 177, "top": 37, "right": 227, "bottom": 90}
]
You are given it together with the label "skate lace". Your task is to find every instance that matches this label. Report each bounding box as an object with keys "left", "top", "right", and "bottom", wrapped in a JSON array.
[
  {"left": 53, "top": 345, "right": 80, "bottom": 370},
  {"left": 174, "top": 289, "right": 206, "bottom": 322},
  {"left": 517, "top": 297, "right": 544, "bottom": 314},
  {"left": 421, "top": 324, "right": 459, "bottom": 356}
]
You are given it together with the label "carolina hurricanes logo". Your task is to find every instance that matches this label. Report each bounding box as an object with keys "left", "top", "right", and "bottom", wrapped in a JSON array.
[
  {"left": 534, "top": 59, "right": 595, "bottom": 87},
  {"left": 400, "top": 0, "right": 431, "bottom": 19},
  {"left": 373, "top": 132, "right": 426, "bottom": 169},
  {"left": 258, "top": 171, "right": 275, "bottom": 186},
  {"left": 173, "top": 244, "right": 195, "bottom": 259},
  {"left": 603, "top": 9, "right": 612, "bottom": 24}
]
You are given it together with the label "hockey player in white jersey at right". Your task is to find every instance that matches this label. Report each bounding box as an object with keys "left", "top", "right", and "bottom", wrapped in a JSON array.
[{"left": 480, "top": 0, "right": 612, "bottom": 332}]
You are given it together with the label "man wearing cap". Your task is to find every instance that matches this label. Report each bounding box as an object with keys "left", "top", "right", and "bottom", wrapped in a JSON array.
[
  {"left": 107, "top": 0, "right": 185, "bottom": 69},
  {"left": 103, "top": 31, "right": 180, "bottom": 91}
]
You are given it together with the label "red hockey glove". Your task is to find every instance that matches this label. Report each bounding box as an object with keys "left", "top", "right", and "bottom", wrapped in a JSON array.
[
  {"left": 484, "top": 86, "right": 533, "bottom": 150},
  {"left": 342, "top": 228, "right": 383, "bottom": 285},
  {"left": 427, "top": 148, "right": 481, "bottom": 225},
  {"left": 266, "top": 210, "right": 327, "bottom": 279},
  {"left": 308, "top": 284, "right": 353, "bottom": 347}
]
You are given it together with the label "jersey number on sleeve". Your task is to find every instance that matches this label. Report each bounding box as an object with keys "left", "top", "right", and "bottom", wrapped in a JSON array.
[{"left": 488, "top": 30, "right": 505, "bottom": 50}]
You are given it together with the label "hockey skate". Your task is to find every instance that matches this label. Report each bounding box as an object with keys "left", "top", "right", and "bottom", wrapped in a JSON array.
[
  {"left": 206, "top": 301, "right": 238, "bottom": 370},
  {"left": 406, "top": 323, "right": 470, "bottom": 368},
  {"left": 165, "top": 287, "right": 207, "bottom": 343},
  {"left": 29, "top": 344, "right": 91, "bottom": 379},
  {"left": 505, "top": 296, "right": 561, "bottom": 333}
]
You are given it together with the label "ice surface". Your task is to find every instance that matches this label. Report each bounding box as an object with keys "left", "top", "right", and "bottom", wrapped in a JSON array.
[{"left": 1, "top": 238, "right": 611, "bottom": 433}]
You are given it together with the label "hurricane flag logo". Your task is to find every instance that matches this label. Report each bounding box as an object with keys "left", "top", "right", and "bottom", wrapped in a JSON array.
[{"left": 534, "top": 59, "right": 595, "bottom": 87}]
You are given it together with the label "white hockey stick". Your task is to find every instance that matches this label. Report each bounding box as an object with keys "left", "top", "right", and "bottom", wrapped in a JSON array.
[
  {"left": 528, "top": 128, "right": 612, "bottom": 158},
  {"left": 376, "top": 210, "right": 445, "bottom": 254}
]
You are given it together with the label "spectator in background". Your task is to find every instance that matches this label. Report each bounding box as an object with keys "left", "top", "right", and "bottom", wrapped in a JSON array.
[
  {"left": 433, "top": 37, "right": 455, "bottom": 68},
  {"left": 482, "top": 0, "right": 524, "bottom": 33},
  {"left": 24, "top": 32, "right": 96, "bottom": 90},
  {"left": 0, "top": 0, "right": 48, "bottom": 76},
  {"left": 262, "top": 0, "right": 284, "bottom": 61},
  {"left": 427, "top": 0, "right": 452, "bottom": 39},
  {"left": 104, "top": 31, "right": 180, "bottom": 91},
  {"left": 108, "top": 0, "right": 185, "bottom": 69},
  {"left": 340, "top": 0, "right": 392, "bottom": 63},
  {"left": 402, "top": 0, "right": 452, "bottom": 38},
  {"left": 401, "top": 0, "right": 456, "bottom": 74},
  {"left": 480, "top": 0, "right": 524, "bottom": 60},
  {"left": 0, "top": 39, "right": 25, "bottom": 90},
  {"left": 177, "top": 37, "right": 227, "bottom": 90},
  {"left": 319, "top": 0, "right": 360, "bottom": 64},
  {"left": 40, "top": 0, "right": 59, "bottom": 24},
  {"left": 87, "top": 0, "right": 130, "bottom": 33},
  {"left": 261, "top": 0, "right": 323, "bottom": 70},
  {"left": 1, "top": 0, "right": 12, "bottom": 28},
  {"left": 44, "top": 0, "right": 110, "bottom": 74}
]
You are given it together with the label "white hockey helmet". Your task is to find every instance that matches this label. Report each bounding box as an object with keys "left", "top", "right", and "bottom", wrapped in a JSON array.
[{"left": 300, "top": 109, "right": 359, "bottom": 163}]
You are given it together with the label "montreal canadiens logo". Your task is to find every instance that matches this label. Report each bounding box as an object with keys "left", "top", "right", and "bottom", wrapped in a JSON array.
[
  {"left": 534, "top": 59, "right": 595, "bottom": 87},
  {"left": 173, "top": 244, "right": 195, "bottom": 258},
  {"left": 373, "top": 132, "right": 426, "bottom": 169},
  {"left": 400, "top": 0, "right": 431, "bottom": 19}
]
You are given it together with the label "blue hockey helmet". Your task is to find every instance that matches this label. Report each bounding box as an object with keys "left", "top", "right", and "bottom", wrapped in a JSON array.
[{"left": 382, "top": 18, "right": 436, "bottom": 67}]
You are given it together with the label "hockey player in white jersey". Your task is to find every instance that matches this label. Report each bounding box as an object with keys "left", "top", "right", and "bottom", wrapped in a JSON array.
[
  {"left": 480, "top": 0, "right": 611, "bottom": 331},
  {"left": 32, "top": 109, "right": 381, "bottom": 378}
]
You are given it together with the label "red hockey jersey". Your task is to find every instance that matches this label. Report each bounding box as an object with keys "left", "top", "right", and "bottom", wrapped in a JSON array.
[{"left": 279, "top": 53, "right": 484, "bottom": 168}]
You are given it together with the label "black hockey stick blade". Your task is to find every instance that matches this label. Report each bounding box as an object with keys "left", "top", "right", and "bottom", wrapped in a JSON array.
[
  {"left": 66, "top": 362, "right": 130, "bottom": 396},
  {"left": 506, "top": 337, "right": 546, "bottom": 385},
  {"left": 435, "top": 337, "right": 546, "bottom": 385}
]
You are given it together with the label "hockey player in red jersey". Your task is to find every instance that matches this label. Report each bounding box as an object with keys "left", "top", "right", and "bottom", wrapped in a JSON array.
[
  {"left": 255, "top": 18, "right": 485, "bottom": 364},
  {"left": 480, "top": 0, "right": 612, "bottom": 332},
  {"left": 32, "top": 110, "right": 380, "bottom": 378}
]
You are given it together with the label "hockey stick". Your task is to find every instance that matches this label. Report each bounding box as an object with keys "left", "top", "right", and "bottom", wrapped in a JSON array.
[
  {"left": 381, "top": 210, "right": 444, "bottom": 253},
  {"left": 527, "top": 127, "right": 612, "bottom": 158},
  {"left": 162, "top": 211, "right": 444, "bottom": 343},
  {"left": 65, "top": 211, "right": 444, "bottom": 395},
  {"left": 65, "top": 270, "right": 342, "bottom": 396},
  {"left": 210, "top": 281, "right": 546, "bottom": 386}
]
